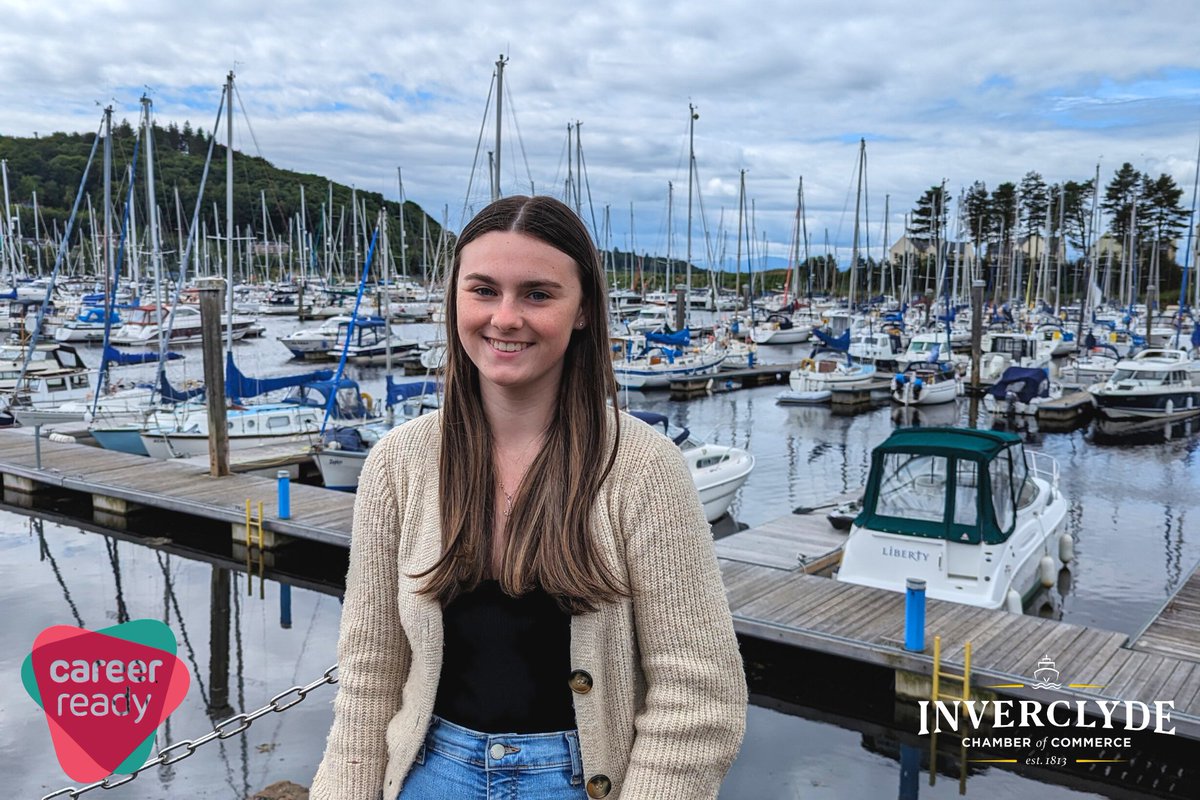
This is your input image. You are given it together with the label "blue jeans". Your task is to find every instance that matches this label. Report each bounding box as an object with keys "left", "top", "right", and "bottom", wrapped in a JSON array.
[{"left": 397, "top": 715, "right": 588, "bottom": 800}]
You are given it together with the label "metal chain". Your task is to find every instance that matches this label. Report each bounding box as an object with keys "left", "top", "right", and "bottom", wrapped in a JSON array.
[{"left": 39, "top": 664, "right": 338, "bottom": 800}]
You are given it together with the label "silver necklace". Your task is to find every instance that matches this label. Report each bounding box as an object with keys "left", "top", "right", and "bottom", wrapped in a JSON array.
[{"left": 496, "top": 433, "right": 544, "bottom": 519}]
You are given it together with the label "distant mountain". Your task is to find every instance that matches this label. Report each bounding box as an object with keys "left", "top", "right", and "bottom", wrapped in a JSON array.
[{"left": 0, "top": 123, "right": 445, "bottom": 279}]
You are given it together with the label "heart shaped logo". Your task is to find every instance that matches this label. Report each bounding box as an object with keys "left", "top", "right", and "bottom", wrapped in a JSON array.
[{"left": 21, "top": 619, "right": 191, "bottom": 782}]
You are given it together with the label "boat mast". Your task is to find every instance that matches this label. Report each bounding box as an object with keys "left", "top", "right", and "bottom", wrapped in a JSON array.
[
  {"left": 141, "top": 95, "right": 168, "bottom": 364},
  {"left": 665, "top": 181, "right": 673, "bottom": 296},
  {"left": 686, "top": 104, "right": 697, "bottom": 329},
  {"left": 492, "top": 55, "right": 506, "bottom": 203},
  {"left": 850, "top": 138, "right": 864, "bottom": 307},
  {"left": 225, "top": 70, "right": 235, "bottom": 350},
  {"left": 397, "top": 167, "right": 409, "bottom": 281},
  {"left": 103, "top": 106, "right": 114, "bottom": 318}
]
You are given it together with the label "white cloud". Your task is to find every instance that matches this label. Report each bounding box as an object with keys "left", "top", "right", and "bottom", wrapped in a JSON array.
[{"left": 1, "top": 0, "right": 1197, "bottom": 264}]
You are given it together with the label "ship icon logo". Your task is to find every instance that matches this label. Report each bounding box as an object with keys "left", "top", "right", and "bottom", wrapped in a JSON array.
[{"left": 1031, "top": 655, "right": 1062, "bottom": 690}]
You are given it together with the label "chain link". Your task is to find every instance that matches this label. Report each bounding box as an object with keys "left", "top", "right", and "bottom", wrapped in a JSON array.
[{"left": 39, "top": 664, "right": 338, "bottom": 800}]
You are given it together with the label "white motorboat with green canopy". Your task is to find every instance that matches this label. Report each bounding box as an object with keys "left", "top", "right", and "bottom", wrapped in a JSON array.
[{"left": 836, "top": 427, "right": 1072, "bottom": 613}]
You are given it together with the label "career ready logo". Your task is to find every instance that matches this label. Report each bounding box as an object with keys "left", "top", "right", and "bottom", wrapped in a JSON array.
[{"left": 21, "top": 619, "right": 190, "bottom": 782}]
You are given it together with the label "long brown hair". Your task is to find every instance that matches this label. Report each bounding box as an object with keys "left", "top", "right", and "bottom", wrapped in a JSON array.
[{"left": 419, "top": 195, "right": 625, "bottom": 613}]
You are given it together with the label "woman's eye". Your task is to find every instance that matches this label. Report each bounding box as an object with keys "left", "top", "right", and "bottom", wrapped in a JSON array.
[
  {"left": 528, "top": 290, "right": 550, "bottom": 301},
  {"left": 471, "top": 286, "right": 497, "bottom": 297}
]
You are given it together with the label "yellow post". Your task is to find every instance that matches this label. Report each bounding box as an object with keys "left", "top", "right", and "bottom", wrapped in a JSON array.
[
  {"left": 963, "top": 642, "right": 972, "bottom": 703},
  {"left": 257, "top": 501, "right": 264, "bottom": 550},
  {"left": 931, "top": 635, "right": 941, "bottom": 702}
]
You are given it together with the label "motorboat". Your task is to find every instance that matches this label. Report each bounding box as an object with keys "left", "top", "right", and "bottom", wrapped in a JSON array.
[
  {"left": 748, "top": 313, "right": 812, "bottom": 345},
  {"left": 1089, "top": 348, "right": 1200, "bottom": 424},
  {"left": 778, "top": 355, "right": 876, "bottom": 404},
  {"left": 278, "top": 315, "right": 356, "bottom": 358},
  {"left": 983, "top": 366, "right": 1062, "bottom": 416},
  {"left": 109, "top": 304, "right": 258, "bottom": 346},
  {"left": 837, "top": 427, "right": 1072, "bottom": 612},
  {"left": 848, "top": 328, "right": 905, "bottom": 368},
  {"left": 890, "top": 363, "right": 960, "bottom": 406},
  {"left": 977, "top": 331, "right": 1051, "bottom": 381},
  {"left": 896, "top": 331, "right": 956, "bottom": 371},
  {"left": 630, "top": 410, "right": 755, "bottom": 522}
]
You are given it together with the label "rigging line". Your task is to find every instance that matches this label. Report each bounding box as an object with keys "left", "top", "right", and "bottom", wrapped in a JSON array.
[
  {"left": 36, "top": 524, "right": 85, "bottom": 628},
  {"left": 104, "top": 536, "right": 130, "bottom": 625},
  {"left": 578, "top": 145, "right": 600, "bottom": 248},
  {"left": 503, "top": 78, "right": 535, "bottom": 195},
  {"left": 233, "top": 82, "right": 293, "bottom": 239},
  {"left": 9, "top": 116, "right": 103, "bottom": 409},
  {"left": 460, "top": 71, "right": 497, "bottom": 229},
  {"left": 155, "top": 550, "right": 211, "bottom": 706}
]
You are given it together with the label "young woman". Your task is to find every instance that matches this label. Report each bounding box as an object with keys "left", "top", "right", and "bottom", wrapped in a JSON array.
[{"left": 312, "top": 195, "right": 746, "bottom": 800}]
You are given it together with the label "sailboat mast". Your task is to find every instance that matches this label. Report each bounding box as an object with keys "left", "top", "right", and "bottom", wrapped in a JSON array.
[
  {"left": 1, "top": 158, "right": 14, "bottom": 283},
  {"left": 141, "top": 96, "right": 167, "bottom": 362},
  {"left": 493, "top": 55, "right": 506, "bottom": 202},
  {"left": 686, "top": 104, "right": 697, "bottom": 327},
  {"left": 103, "top": 106, "right": 114, "bottom": 309},
  {"left": 393, "top": 168, "right": 408, "bottom": 283},
  {"left": 225, "top": 70, "right": 235, "bottom": 350},
  {"left": 665, "top": 181, "right": 673, "bottom": 294},
  {"left": 850, "top": 138, "right": 864, "bottom": 306}
]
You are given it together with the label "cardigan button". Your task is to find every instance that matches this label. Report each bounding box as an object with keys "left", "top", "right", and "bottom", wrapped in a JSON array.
[
  {"left": 586, "top": 774, "right": 612, "bottom": 798},
  {"left": 568, "top": 669, "right": 594, "bottom": 694}
]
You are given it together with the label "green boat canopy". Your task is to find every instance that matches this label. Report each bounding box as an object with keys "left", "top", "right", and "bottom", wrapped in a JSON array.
[{"left": 853, "top": 427, "right": 1029, "bottom": 545}]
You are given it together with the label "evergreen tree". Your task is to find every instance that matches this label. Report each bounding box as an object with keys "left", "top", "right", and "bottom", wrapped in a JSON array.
[
  {"left": 1018, "top": 171, "right": 1049, "bottom": 238},
  {"left": 908, "top": 185, "right": 949, "bottom": 241},
  {"left": 1102, "top": 162, "right": 1141, "bottom": 243},
  {"left": 963, "top": 181, "right": 989, "bottom": 256}
]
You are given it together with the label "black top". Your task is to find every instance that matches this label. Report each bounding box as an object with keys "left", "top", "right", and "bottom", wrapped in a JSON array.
[{"left": 433, "top": 579, "right": 576, "bottom": 733}]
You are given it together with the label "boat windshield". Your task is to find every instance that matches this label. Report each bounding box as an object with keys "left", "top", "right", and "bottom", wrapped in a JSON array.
[{"left": 857, "top": 434, "right": 1024, "bottom": 545}]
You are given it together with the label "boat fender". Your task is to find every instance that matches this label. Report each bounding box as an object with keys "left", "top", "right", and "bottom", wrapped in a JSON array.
[
  {"left": 1059, "top": 533, "right": 1075, "bottom": 564},
  {"left": 49, "top": 433, "right": 74, "bottom": 443},
  {"left": 361, "top": 391, "right": 373, "bottom": 414},
  {"left": 1039, "top": 555, "right": 1056, "bottom": 588},
  {"left": 1004, "top": 589, "right": 1023, "bottom": 614},
  {"left": 1165, "top": 399, "right": 1174, "bottom": 416},
  {"left": 894, "top": 373, "right": 906, "bottom": 386}
]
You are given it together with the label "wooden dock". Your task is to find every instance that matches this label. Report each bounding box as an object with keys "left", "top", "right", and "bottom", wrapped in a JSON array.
[
  {"left": 0, "top": 430, "right": 353, "bottom": 547},
  {"left": 1131, "top": 564, "right": 1200, "bottom": 664},
  {"left": 1035, "top": 389, "right": 1094, "bottom": 427},
  {"left": 667, "top": 362, "right": 798, "bottom": 396},
  {"left": 3, "top": 429, "right": 1200, "bottom": 739}
]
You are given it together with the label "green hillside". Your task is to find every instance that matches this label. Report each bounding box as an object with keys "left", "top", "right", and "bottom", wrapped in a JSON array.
[{"left": 0, "top": 122, "right": 446, "bottom": 282}]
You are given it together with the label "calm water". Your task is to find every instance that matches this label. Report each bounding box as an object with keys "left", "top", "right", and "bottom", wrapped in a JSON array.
[{"left": 4, "top": 319, "right": 1199, "bottom": 798}]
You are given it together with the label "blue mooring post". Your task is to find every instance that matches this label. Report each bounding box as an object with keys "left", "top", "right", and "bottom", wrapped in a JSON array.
[
  {"left": 905, "top": 577, "right": 926, "bottom": 652},
  {"left": 280, "top": 583, "right": 292, "bottom": 629},
  {"left": 898, "top": 743, "right": 920, "bottom": 800},
  {"left": 277, "top": 469, "right": 291, "bottom": 520}
]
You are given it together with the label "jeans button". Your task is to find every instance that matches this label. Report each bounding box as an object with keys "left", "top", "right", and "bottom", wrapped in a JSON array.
[{"left": 489, "top": 743, "right": 505, "bottom": 760}]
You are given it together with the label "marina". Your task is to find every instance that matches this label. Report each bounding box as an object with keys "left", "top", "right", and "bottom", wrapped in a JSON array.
[{"left": 3, "top": 368, "right": 1200, "bottom": 800}]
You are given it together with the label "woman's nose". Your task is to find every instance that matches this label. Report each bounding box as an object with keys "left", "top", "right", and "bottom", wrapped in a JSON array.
[{"left": 490, "top": 295, "right": 522, "bottom": 330}]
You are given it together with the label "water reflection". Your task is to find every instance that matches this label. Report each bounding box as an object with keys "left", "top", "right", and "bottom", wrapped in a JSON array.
[{"left": 3, "top": 512, "right": 341, "bottom": 799}]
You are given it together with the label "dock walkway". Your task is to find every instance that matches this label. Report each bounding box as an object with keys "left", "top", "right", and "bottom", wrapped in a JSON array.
[{"left": 2, "top": 429, "right": 1199, "bottom": 738}]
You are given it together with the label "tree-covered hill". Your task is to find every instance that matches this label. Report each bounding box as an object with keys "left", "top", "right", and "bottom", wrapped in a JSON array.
[{"left": 0, "top": 121, "right": 447, "bottom": 281}]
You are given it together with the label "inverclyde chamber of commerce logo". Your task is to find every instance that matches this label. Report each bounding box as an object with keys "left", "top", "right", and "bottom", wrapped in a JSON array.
[
  {"left": 21, "top": 619, "right": 191, "bottom": 782},
  {"left": 917, "top": 654, "right": 1177, "bottom": 767}
]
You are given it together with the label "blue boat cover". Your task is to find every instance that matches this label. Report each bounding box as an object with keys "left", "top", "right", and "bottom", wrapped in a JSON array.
[
  {"left": 101, "top": 344, "right": 183, "bottom": 366},
  {"left": 385, "top": 376, "right": 440, "bottom": 408},
  {"left": 224, "top": 352, "right": 334, "bottom": 402},
  {"left": 158, "top": 372, "right": 204, "bottom": 403},
  {"left": 629, "top": 410, "right": 690, "bottom": 446},
  {"left": 811, "top": 327, "right": 850, "bottom": 352},
  {"left": 647, "top": 329, "right": 690, "bottom": 347},
  {"left": 987, "top": 366, "right": 1050, "bottom": 404}
]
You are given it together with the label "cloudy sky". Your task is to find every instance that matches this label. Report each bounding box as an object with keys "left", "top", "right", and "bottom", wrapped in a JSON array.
[{"left": 2, "top": 0, "right": 1198, "bottom": 269}]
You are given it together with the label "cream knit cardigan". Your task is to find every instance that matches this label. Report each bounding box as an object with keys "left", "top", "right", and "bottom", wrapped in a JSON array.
[{"left": 311, "top": 410, "right": 747, "bottom": 800}]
